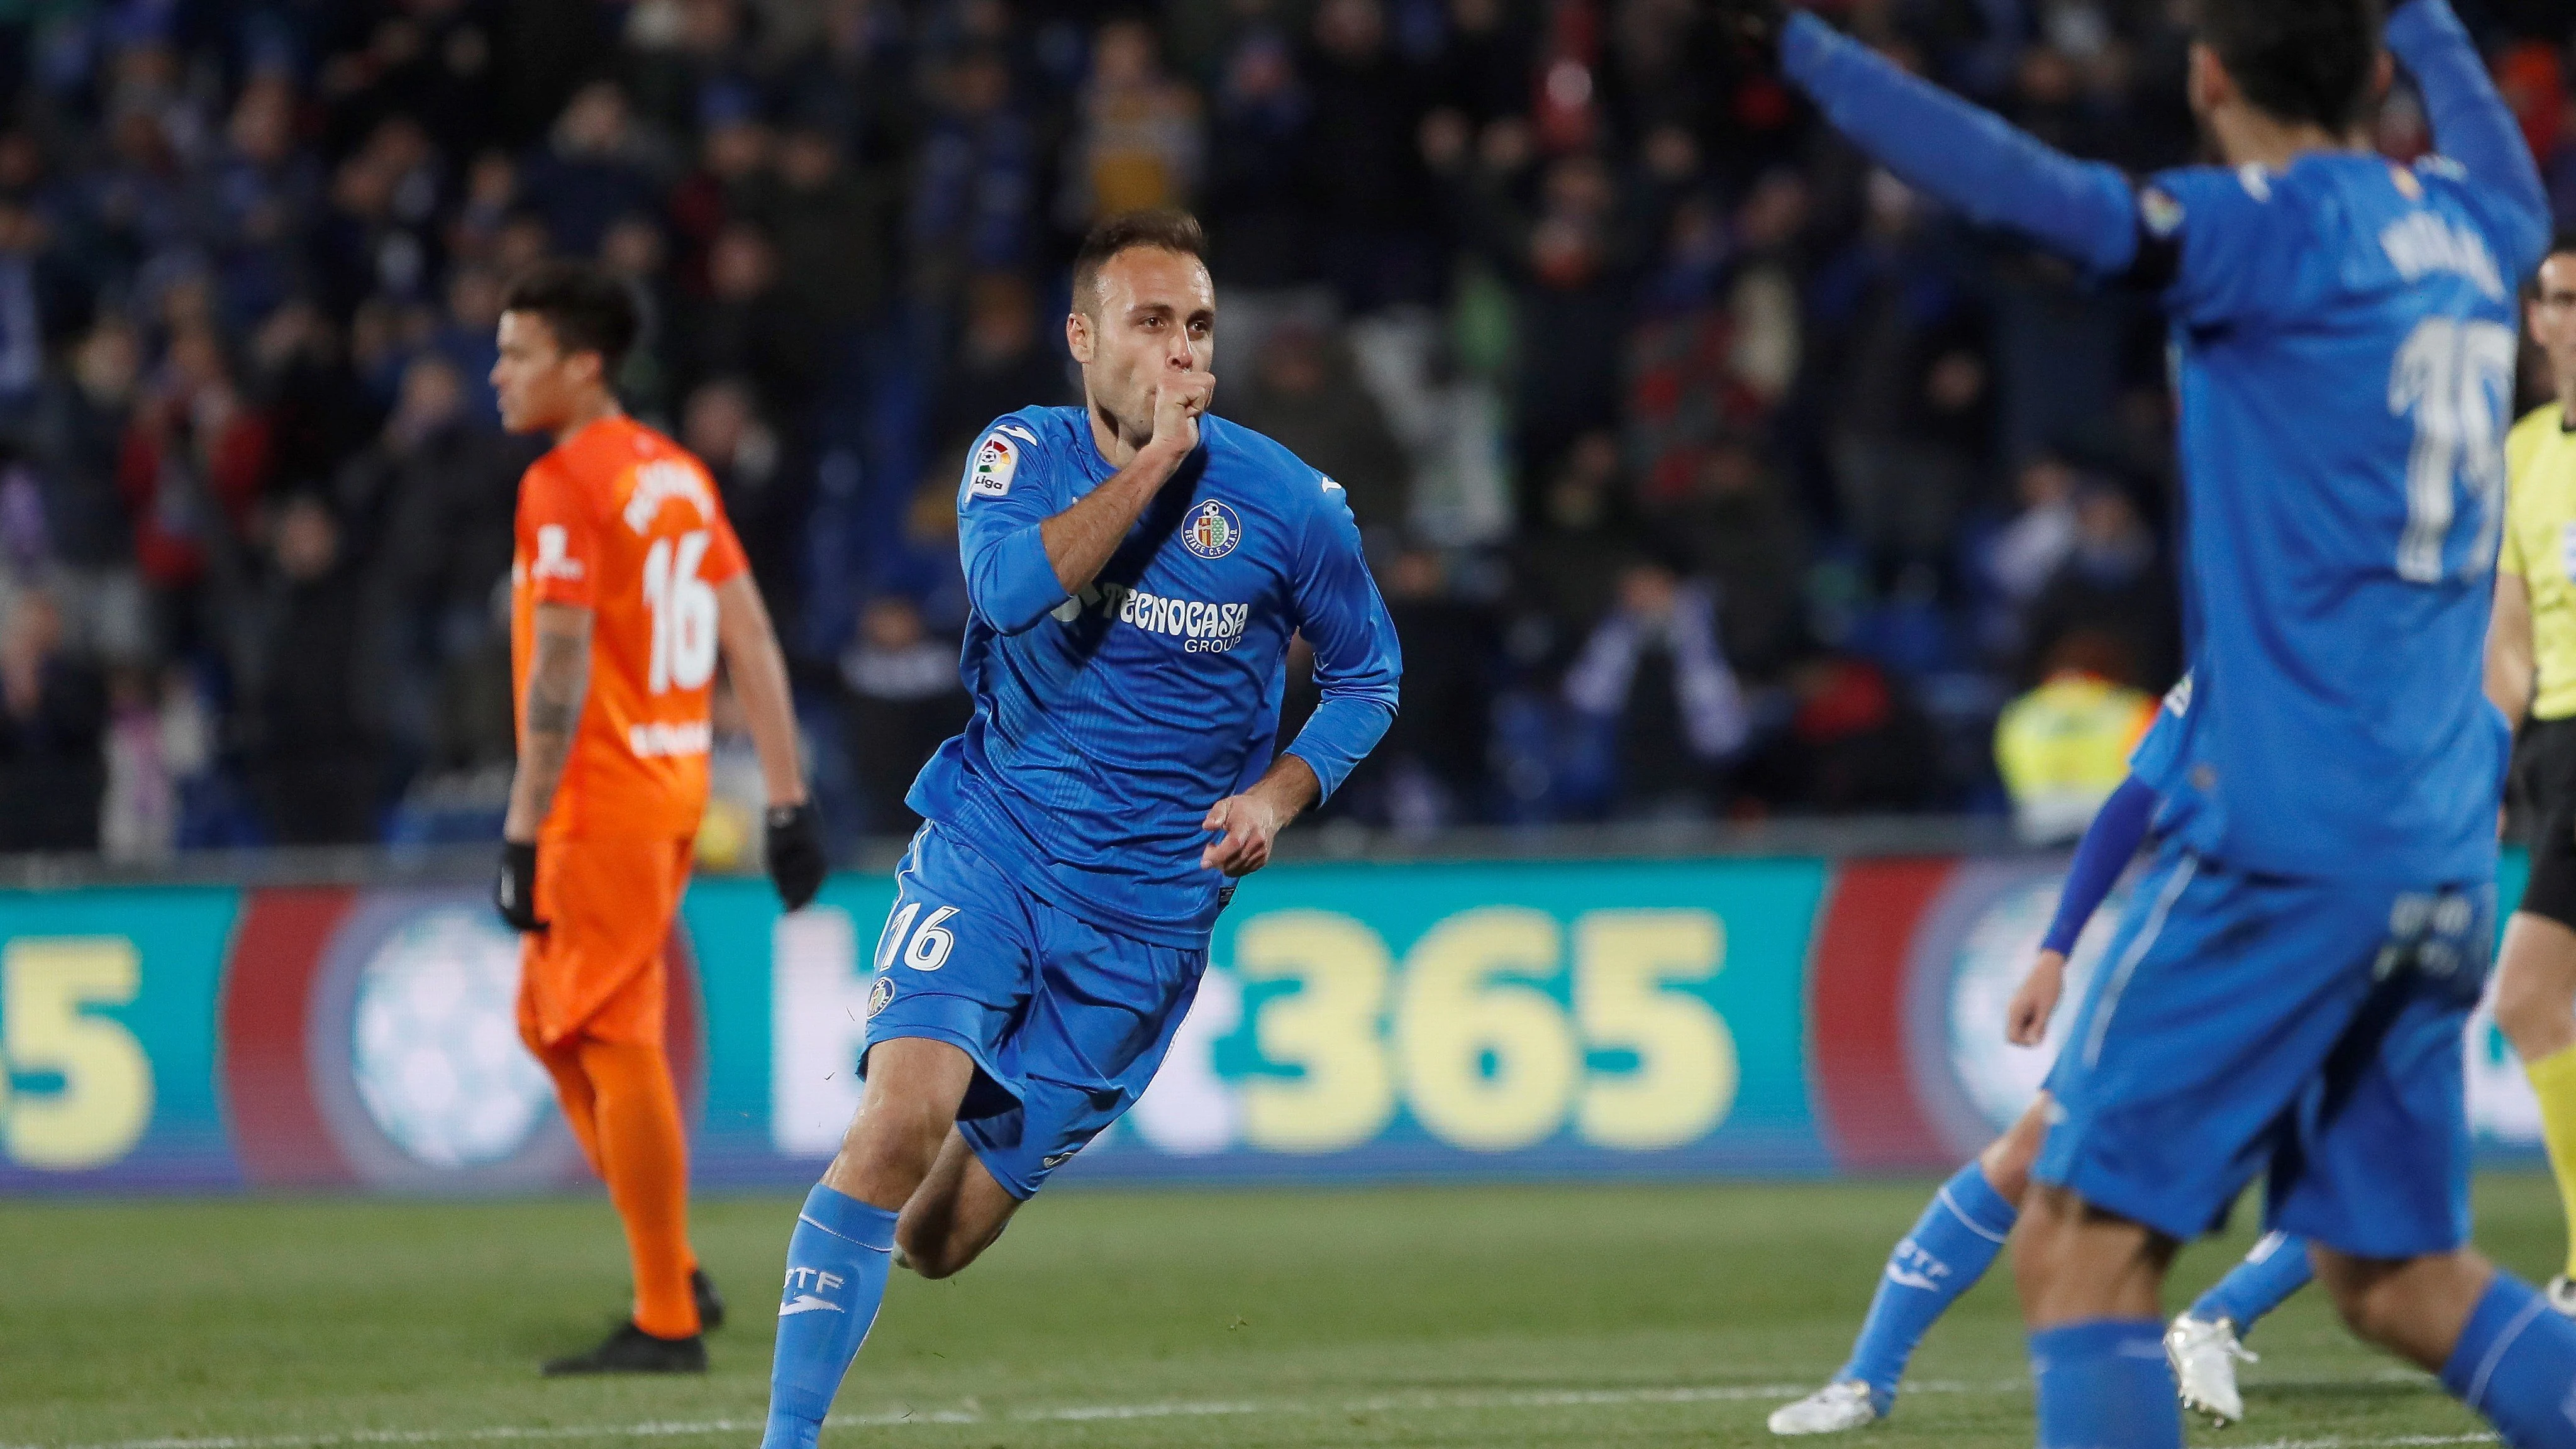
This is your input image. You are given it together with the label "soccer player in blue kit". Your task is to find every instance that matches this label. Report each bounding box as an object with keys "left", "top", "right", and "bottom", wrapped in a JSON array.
[
  {"left": 1774, "top": 675, "right": 2330, "bottom": 1433},
  {"left": 753, "top": 209, "right": 1402, "bottom": 1448},
  {"left": 1724, "top": 0, "right": 2572, "bottom": 1443}
]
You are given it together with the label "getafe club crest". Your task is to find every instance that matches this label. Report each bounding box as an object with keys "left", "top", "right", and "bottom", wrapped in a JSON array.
[
  {"left": 1184, "top": 499, "right": 1242, "bottom": 560},
  {"left": 867, "top": 974, "right": 896, "bottom": 1019}
]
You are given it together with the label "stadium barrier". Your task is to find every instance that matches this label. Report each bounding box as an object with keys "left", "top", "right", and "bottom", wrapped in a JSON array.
[{"left": 0, "top": 847, "right": 2539, "bottom": 1194}]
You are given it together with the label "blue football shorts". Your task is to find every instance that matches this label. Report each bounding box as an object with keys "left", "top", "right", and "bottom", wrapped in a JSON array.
[
  {"left": 2035, "top": 840, "right": 2494, "bottom": 1258},
  {"left": 860, "top": 823, "right": 1206, "bottom": 1199}
]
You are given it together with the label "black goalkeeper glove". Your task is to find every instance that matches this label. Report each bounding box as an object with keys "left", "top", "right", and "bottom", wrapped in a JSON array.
[
  {"left": 494, "top": 840, "right": 547, "bottom": 933},
  {"left": 766, "top": 801, "right": 828, "bottom": 911}
]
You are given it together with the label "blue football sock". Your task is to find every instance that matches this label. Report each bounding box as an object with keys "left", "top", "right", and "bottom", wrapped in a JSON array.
[
  {"left": 2030, "top": 1318, "right": 2182, "bottom": 1449},
  {"left": 1836, "top": 1161, "right": 2017, "bottom": 1411},
  {"left": 761, "top": 1184, "right": 900, "bottom": 1449},
  {"left": 2441, "top": 1271, "right": 2576, "bottom": 1448},
  {"left": 2188, "top": 1230, "right": 2314, "bottom": 1338}
]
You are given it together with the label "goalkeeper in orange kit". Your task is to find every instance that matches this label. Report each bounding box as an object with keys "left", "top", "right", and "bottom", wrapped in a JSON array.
[{"left": 489, "top": 261, "right": 826, "bottom": 1375}]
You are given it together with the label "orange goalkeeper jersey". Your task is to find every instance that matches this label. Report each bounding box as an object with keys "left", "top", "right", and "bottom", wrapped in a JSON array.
[{"left": 511, "top": 414, "right": 749, "bottom": 839}]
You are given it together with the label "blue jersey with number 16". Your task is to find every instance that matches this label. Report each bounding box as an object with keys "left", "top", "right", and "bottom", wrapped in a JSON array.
[
  {"left": 2143, "top": 150, "right": 2536, "bottom": 882},
  {"left": 907, "top": 407, "right": 1402, "bottom": 948}
]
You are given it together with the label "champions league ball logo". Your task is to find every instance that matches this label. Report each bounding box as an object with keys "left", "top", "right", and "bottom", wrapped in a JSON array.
[
  {"left": 348, "top": 906, "right": 554, "bottom": 1170},
  {"left": 1184, "top": 500, "right": 1241, "bottom": 560},
  {"left": 207, "top": 886, "right": 701, "bottom": 1191}
]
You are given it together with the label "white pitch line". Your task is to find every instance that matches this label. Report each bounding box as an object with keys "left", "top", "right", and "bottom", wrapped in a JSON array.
[
  {"left": 2237, "top": 1436, "right": 2494, "bottom": 1449},
  {"left": 8, "top": 1375, "right": 2473, "bottom": 1449},
  {"left": 6, "top": 1428, "right": 771, "bottom": 1449}
]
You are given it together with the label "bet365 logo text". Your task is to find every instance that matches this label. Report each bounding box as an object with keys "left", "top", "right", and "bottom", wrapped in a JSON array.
[
  {"left": 0, "top": 938, "right": 153, "bottom": 1170},
  {"left": 770, "top": 904, "right": 1745, "bottom": 1160}
]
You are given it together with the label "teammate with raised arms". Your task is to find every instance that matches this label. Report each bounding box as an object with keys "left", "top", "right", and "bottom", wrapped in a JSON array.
[{"left": 1723, "top": 0, "right": 2568, "bottom": 1442}]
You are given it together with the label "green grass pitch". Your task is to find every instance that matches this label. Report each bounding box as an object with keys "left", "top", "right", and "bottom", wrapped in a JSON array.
[{"left": 4, "top": 1174, "right": 2559, "bottom": 1448}]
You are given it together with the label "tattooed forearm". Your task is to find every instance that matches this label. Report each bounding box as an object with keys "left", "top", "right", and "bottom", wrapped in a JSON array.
[
  {"left": 526, "top": 686, "right": 580, "bottom": 734},
  {"left": 503, "top": 606, "right": 594, "bottom": 840}
]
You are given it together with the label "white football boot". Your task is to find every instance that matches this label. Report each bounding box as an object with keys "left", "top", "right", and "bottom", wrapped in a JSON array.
[
  {"left": 2547, "top": 1276, "right": 2576, "bottom": 1317},
  {"left": 2166, "top": 1313, "right": 2255, "bottom": 1426},
  {"left": 1767, "top": 1380, "right": 1880, "bottom": 1435}
]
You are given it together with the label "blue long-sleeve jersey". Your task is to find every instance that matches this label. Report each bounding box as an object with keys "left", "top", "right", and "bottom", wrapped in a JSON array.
[
  {"left": 2040, "top": 678, "right": 2190, "bottom": 954},
  {"left": 1783, "top": 0, "right": 2548, "bottom": 883},
  {"left": 907, "top": 407, "right": 1402, "bottom": 945}
]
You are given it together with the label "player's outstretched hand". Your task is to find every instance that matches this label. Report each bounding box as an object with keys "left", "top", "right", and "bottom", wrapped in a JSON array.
[
  {"left": 1149, "top": 368, "right": 1216, "bottom": 461},
  {"left": 766, "top": 800, "right": 827, "bottom": 911},
  {"left": 494, "top": 840, "right": 547, "bottom": 933},
  {"left": 2005, "top": 948, "right": 2066, "bottom": 1046},
  {"left": 1200, "top": 792, "right": 1284, "bottom": 876}
]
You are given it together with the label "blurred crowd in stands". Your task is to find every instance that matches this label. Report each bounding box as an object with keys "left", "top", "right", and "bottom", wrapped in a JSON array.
[{"left": 0, "top": 0, "right": 2570, "bottom": 860}]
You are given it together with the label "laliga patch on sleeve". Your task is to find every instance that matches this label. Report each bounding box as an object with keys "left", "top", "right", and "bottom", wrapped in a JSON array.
[
  {"left": 2139, "top": 187, "right": 2185, "bottom": 240},
  {"left": 2161, "top": 672, "right": 2193, "bottom": 718},
  {"left": 969, "top": 433, "right": 1018, "bottom": 498}
]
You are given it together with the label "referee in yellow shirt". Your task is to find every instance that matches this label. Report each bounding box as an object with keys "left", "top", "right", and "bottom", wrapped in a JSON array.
[{"left": 2489, "top": 235, "right": 2576, "bottom": 1312}]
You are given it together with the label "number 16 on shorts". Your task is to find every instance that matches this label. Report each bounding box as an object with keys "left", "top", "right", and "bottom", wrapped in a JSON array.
[{"left": 878, "top": 904, "right": 958, "bottom": 973}]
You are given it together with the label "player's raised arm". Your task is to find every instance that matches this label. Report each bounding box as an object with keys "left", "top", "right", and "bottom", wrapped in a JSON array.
[
  {"left": 1740, "top": 6, "right": 2140, "bottom": 276},
  {"left": 958, "top": 378, "right": 1209, "bottom": 635},
  {"left": 714, "top": 570, "right": 826, "bottom": 910},
  {"left": 1036, "top": 370, "right": 1210, "bottom": 593},
  {"left": 962, "top": 219, "right": 1218, "bottom": 636},
  {"left": 2386, "top": 0, "right": 2550, "bottom": 274},
  {"left": 955, "top": 426, "right": 1072, "bottom": 635}
]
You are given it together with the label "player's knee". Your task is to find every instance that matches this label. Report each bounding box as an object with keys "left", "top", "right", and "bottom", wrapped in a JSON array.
[
  {"left": 2009, "top": 1185, "right": 2075, "bottom": 1310},
  {"left": 1975, "top": 1147, "right": 2029, "bottom": 1208},
  {"left": 826, "top": 1041, "right": 974, "bottom": 1202},
  {"left": 2314, "top": 1251, "right": 2411, "bottom": 1348},
  {"left": 2314, "top": 1246, "right": 2493, "bottom": 1370},
  {"left": 2324, "top": 1274, "right": 2409, "bottom": 1350},
  {"left": 1979, "top": 1106, "right": 2049, "bottom": 1206},
  {"left": 831, "top": 1115, "right": 945, "bottom": 1203},
  {"left": 828, "top": 1097, "right": 952, "bottom": 1204}
]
